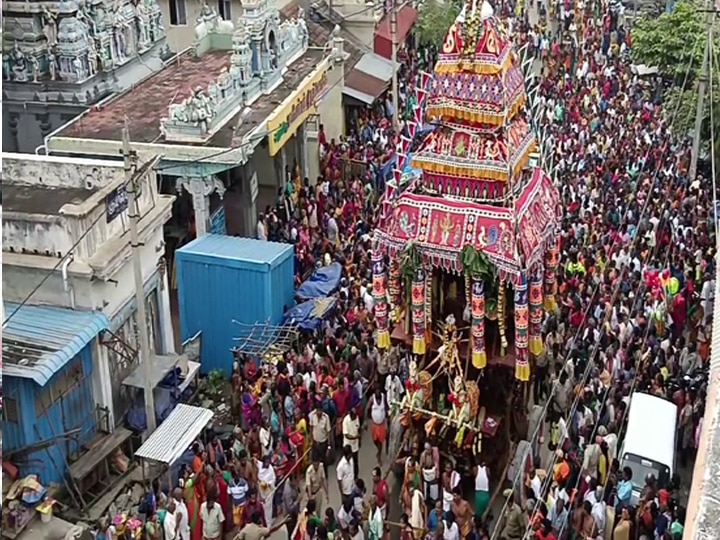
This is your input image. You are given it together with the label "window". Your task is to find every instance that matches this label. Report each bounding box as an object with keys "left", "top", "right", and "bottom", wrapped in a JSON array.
[
  {"left": 169, "top": 0, "right": 187, "bottom": 25},
  {"left": 218, "top": 0, "right": 231, "bottom": 21},
  {"left": 3, "top": 398, "right": 19, "bottom": 423}
]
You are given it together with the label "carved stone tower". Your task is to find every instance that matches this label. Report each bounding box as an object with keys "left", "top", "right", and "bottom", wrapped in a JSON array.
[{"left": 2, "top": 0, "right": 169, "bottom": 153}]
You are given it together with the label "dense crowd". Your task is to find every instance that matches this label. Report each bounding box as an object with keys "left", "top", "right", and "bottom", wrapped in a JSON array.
[
  {"left": 95, "top": 1, "right": 714, "bottom": 540},
  {"left": 491, "top": 1, "right": 712, "bottom": 540}
]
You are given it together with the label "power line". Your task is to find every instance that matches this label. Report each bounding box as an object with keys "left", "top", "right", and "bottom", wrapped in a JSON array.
[
  {"left": 3, "top": 153, "right": 159, "bottom": 327},
  {"left": 489, "top": 10, "right": 702, "bottom": 540},
  {"left": 6, "top": 20, "right": 401, "bottom": 325}
]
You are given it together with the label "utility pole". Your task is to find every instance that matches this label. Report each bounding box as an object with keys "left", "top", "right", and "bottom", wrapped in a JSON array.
[
  {"left": 390, "top": 0, "right": 400, "bottom": 129},
  {"left": 689, "top": 2, "right": 715, "bottom": 180},
  {"left": 122, "top": 125, "right": 157, "bottom": 434}
]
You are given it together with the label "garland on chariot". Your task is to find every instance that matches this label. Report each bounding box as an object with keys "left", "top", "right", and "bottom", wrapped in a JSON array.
[{"left": 373, "top": 0, "right": 562, "bottom": 468}]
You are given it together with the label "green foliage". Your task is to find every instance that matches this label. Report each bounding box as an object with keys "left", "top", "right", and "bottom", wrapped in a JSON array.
[
  {"left": 399, "top": 242, "right": 422, "bottom": 282},
  {"left": 461, "top": 245, "right": 499, "bottom": 306},
  {"left": 461, "top": 245, "right": 495, "bottom": 282},
  {"left": 664, "top": 82, "right": 720, "bottom": 164},
  {"left": 206, "top": 369, "right": 225, "bottom": 397},
  {"left": 630, "top": 1, "right": 708, "bottom": 84},
  {"left": 632, "top": 1, "right": 720, "bottom": 167},
  {"left": 415, "top": 0, "right": 461, "bottom": 46}
]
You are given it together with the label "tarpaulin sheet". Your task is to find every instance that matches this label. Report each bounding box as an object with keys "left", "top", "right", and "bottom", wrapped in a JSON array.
[
  {"left": 296, "top": 262, "right": 343, "bottom": 299},
  {"left": 283, "top": 298, "right": 337, "bottom": 331}
]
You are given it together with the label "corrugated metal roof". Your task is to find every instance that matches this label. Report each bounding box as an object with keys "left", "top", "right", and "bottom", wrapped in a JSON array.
[
  {"left": 354, "top": 53, "right": 397, "bottom": 83},
  {"left": 2, "top": 303, "right": 109, "bottom": 386},
  {"left": 344, "top": 70, "right": 389, "bottom": 104},
  {"left": 135, "top": 404, "right": 214, "bottom": 464},
  {"left": 177, "top": 234, "right": 294, "bottom": 267}
]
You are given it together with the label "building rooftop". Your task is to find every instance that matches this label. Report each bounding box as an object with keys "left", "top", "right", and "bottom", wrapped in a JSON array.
[
  {"left": 177, "top": 234, "right": 294, "bottom": 267},
  {"left": 230, "top": 49, "right": 325, "bottom": 143},
  {"left": 56, "top": 51, "right": 230, "bottom": 144},
  {"left": 51, "top": 1, "right": 349, "bottom": 149},
  {"left": 2, "top": 303, "right": 110, "bottom": 386},
  {"left": 3, "top": 184, "right": 98, "bottom": 216}
]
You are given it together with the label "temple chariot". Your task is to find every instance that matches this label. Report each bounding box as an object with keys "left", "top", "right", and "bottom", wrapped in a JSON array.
[{"left": 373, "top": 0, "right": 561, "bottom": 482}]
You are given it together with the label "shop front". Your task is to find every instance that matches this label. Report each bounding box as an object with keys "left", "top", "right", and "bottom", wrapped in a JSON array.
[{"left": 249, "top": 59, "right": 332, "bottom": 225}]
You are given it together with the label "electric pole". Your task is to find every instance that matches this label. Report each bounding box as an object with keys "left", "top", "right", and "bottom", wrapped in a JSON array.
[
  {"left": 390, "top": 0, "right": 400, "bottom": 129},
  {"left": 122, "top": 125, "right": 158, "bottom": 434},
  {"left": 689, "top": 2, "right": 715, "bottom": 180}
]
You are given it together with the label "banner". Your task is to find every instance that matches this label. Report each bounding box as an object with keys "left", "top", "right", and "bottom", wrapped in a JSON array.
[{"left": 266, "top": 60, "right": 330, "bottom": 156}]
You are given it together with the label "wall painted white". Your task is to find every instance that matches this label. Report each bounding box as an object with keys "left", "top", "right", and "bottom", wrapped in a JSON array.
[
  {"left": 159, "top": 0, "right": 300, "bottom": 52},
  {"left": 3, "top": 154, "right": 177, "bottom": 427}
]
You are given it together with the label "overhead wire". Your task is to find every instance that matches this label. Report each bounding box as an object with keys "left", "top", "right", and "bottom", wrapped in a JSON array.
[
  {"left": 551, "top": 142, "right": 700, "bottom": 540},
  {"left": 511, "top": 18, "right": 704, "bottom": 540},
  {"left": 155, "top": 9, "right": 410, "bottom": 175},
  {"left": 488, "top": 10, "right": 703, "bottom": 540},
  {"left": 3, "top": 150, "right": 148, "bottom": 327},
  {"left": 6, "top": 13, "right": 397, "bottom": 325}
]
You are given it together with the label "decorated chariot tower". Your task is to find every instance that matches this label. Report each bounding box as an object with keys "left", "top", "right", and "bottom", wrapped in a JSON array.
[{"left": 373, "top": 0, "right": 561, "bottom": 385}]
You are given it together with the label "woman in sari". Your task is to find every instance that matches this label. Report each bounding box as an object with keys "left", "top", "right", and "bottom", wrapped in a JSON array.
[
  {"left": 214, "top": 471, "right": 231, "bottom": 535},
  {"left": 183, "top": 478, "right": 203, "bottom": 540},
  {"left": 257, "top": 455, "right": 277, "bottom": 526},
  {"left": 293, "top": 500, "right": 323, "bottom": 540},
  {"left": 241, "top": 382, "right": 261, "bottom": 429},
  {"left": 400, "top": 514, "right": 415, "bottom": 540},
  {"left": 289, "top": 409, "right": 310, "bottom": 472},
  {"left": 270, "top": 401, "right": 283, "bottom": 440}
]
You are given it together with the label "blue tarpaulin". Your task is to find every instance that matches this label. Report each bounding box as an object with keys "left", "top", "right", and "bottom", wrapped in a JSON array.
[
  {"left": 283, "top": 298, "right": 337, "bottom": 330},
  {"left": 296, "top": 262, "right": 343, "bottom": 299}
]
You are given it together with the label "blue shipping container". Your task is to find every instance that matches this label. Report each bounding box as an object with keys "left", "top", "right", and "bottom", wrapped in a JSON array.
[{"left": 176, "top": 235, "right": 295, "bottom": 375}]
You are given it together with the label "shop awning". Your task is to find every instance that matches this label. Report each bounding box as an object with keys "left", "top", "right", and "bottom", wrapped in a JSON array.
[
  {"left": 374, "top": 5, "right": 418, "bottom": 59},
  {"left": 134, "top": 404, "right": 213, "bottom": 465},
  {"left": 344, "top": 70, "right": 390, "bottom": 105},
  {"left": 343, "top": 52, "right": 398, "bottom": 105},
  {"left": 2, "top": 303, "right": 109, "bottom": 386},
  {"left": 355, "top": 53, "right": 397, "bottom": 82}
]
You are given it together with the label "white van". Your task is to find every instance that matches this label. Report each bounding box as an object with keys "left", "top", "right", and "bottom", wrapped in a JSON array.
[{"left": 619, "top": 392, "right": 678, "bottom": 503}]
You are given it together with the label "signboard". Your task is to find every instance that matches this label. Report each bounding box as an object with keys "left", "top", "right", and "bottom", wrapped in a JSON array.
[
  {"left": 266, "top": 61, "right": 330, "bottom": 156},
  {"left": 210, "top": 206, "right": 227, "bottom": 235},
  {"left": 105, "top": 185, "right": 129, "bottom": 223}
]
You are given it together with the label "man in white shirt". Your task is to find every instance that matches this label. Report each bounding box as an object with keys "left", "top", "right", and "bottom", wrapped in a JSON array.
[
  {"left": 336, "top": 445, "right": 356, "bottom": 502},
  {"left": 200, "top": 494, "right": 225, "bottom": 540},
  {"left": 585, "top": 486, "right": 606, "bottom": 532},
  {"left": 310, "top": 402, "right": 332, "bottom": 467},
  {"left": 384, "top": 369, "right": 404, "bottom": 411},
  {"left": 342, "top": 410, "right": 361, "bottom": 479},
  {"left": 164, "top": 498, "right": 179, "bottom": 540},
  {"left": 172, "top": 487, "right": 190, "bottom": 540}
]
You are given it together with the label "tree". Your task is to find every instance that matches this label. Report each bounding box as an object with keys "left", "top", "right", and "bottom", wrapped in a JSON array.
[
  {"left": 632, "top": 0, "right": 720, "bottom": 168},
  {"left": 630, "top": 1, "right": 712, "bottom": 84},
  {"left": 415, "top": 0, "right": 461, "bottom": 46}
]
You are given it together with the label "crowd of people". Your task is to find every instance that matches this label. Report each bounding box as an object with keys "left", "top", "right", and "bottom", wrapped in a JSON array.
[
  {"left": 96, "top": 1, "right": 714, "bottom": 540},
  {"left": 489, "top": 0, "right": 712, "bottom": 539}
]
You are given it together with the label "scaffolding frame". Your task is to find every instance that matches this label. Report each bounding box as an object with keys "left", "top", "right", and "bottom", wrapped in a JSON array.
[{"left": 231, "top": 320, "right": 300, "bottom": 358}]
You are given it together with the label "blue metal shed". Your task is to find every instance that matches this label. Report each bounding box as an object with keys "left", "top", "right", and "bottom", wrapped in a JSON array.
[
  {"left": 2, "top": 303, "right": 109, "bottom": 485},
  {"left": 175, "top": 235, "right": 295, "bottom": 375}
]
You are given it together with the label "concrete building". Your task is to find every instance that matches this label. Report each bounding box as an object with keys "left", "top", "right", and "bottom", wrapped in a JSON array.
[
  {"left": 158, "top": 0, "right": 295, "bottom": 51},
  {"left": 311, "top": 0, "right": 416, "bottom": 57},
  {"left": 2, "top": 153, "right": 176, "bottom": 431},
  {"left": 2, "top": 0, "right": 171, "bottom": 154},
  {"left": 44, "top": 1, "right": 349, "bottom": 243}
]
